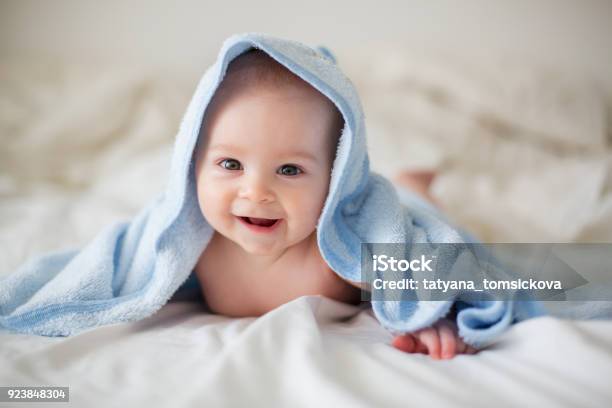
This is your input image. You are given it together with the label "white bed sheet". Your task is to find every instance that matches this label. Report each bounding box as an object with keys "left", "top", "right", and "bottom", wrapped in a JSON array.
[
  {"left": 1, "top": 50, "right": 612, "bottom": 407},
  {"left": 2, "top": 298, "right": 612, "bottom": 407}
]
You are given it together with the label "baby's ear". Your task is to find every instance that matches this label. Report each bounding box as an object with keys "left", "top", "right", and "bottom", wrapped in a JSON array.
[{"left": 316, "top": 46, "right": 337, "bottom": 64}]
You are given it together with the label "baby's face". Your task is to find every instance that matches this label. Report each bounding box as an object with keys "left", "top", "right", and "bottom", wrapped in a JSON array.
[{"left": 195, "top": 84, "right": 340, "bottom": 257}]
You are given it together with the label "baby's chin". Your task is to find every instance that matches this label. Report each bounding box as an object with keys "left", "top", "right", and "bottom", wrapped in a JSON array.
[
  {"left": 217, "top": 223, "right": 317, "bottom": 257},
  {"left": 237, "top": 242, "right": 288, "bottom": 257},
  {"left": 234, "top": 234, "right": 311, "bottom": 257},
  {"left": 226, "top": 232, "right": 280, "bottom": 256}
]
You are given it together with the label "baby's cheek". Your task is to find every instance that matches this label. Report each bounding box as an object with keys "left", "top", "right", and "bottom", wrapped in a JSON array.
[
  {"left": 197, "top": 182, "right": 228, "bottom": 224},
  {"left": 309, "top": 187, "right": 329, "bottom": 224},
  {"left": 288, "top": 197, "right": 321, "bottom": 232},
  {"left": 308, "top": 177, "right": 329, "bottom": 207}
]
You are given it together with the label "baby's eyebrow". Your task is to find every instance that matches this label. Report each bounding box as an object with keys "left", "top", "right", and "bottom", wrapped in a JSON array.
[
  {"left": 207, "top": 143, "right": 245, "bottom": 153},
  {"left": 284, "top": 151, "right": 318, "bottom": 163}
]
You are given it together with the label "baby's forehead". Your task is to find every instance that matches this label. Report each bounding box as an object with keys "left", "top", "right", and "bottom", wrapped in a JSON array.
[
  {"left": 219, "top": 75, "right": 332, "bottom": 110},
  {"left": 208, "top": 85, "right": 339, "bottom": 137},
  {"left": 208, "top": 128, "right": 329, "bottom": 154},
  {"left": 200, "top": 50, "right": 343, "bottom": 158}
]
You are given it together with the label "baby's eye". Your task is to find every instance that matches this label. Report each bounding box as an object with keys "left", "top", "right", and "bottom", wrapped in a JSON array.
[
  {"left": 277, "top": 164, "right": 302, "bottom": 176},
  {"left": 219, "top": 159, "right": 242, "bottom": 171}
]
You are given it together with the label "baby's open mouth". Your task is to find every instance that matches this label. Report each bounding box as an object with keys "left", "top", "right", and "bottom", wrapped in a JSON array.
[{"left": 239, "top": 216, "right": 279, "bottom": 228}]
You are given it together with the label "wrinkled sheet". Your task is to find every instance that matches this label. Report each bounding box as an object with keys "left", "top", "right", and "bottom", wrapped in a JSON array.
[
  {"left": 1, "top": 49, "right": 612, "bottom": 406},
  {"left": 1, "top": 298, "right": 611, "bottom": 407}
]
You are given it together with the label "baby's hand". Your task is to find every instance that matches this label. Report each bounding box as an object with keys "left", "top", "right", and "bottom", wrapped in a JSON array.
[{"left": 391, "top": 318, "right": 477, "bottom": 360}]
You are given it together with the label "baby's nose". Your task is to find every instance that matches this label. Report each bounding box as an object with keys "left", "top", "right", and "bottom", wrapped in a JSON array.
[{"left": 238, "top": 174, "right": 275, "bottom": 203}]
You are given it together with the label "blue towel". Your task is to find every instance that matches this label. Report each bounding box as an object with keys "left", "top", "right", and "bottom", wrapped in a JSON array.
[{"left": 0, "top": 33, "right": 593, "bottom": 345}]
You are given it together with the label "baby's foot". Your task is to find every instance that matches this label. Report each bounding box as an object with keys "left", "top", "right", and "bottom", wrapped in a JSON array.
[
  {"left": 391, "top": 318, "right": 477, "bottom": 359},
  {"left": 393, "top": 170, "right": 439, "bottom": 206}
]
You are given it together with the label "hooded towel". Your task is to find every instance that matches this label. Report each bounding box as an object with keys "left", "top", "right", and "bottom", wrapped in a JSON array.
[{"left": 0, "top": 33, "right": 571, "bottom": 345}]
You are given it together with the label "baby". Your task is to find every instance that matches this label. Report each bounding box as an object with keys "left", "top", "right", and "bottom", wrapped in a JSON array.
[{"left": 193, "top": 50, "right": 475, "bottom": 359}]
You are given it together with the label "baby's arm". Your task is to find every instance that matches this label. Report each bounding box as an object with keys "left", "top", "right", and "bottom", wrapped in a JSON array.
[
  {"left": 391, "top": 318, "right": 477, "bottom": 359},
  {"left": 391, "top": 171, "right": 477, "bottom": 359}
]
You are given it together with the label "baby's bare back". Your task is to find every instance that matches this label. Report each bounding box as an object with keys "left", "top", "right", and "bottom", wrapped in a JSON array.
[{"left": 194, "top": 232, "right": 362, "bottom": 317}]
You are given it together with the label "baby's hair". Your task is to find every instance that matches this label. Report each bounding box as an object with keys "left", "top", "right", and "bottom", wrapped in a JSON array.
[
  {"left": 217, "top": 49, "right": 311, "bottom": 95},
  {"left": 196, "top": 48, "right": 344, "bottom": 162}
]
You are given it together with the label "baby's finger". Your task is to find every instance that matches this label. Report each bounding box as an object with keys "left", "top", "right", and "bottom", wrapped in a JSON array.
[
  {"left": 436, "top": 321, "right": 457, "bottom": 359},
  {"left": 417, "top": 327, "right": 441, "bottom": 359},
  {"left": 415, "top": 338, "right": 429, "bottom": 354},
  {"left": 392, "top": 334, "right": 417, "bottom": 353},
  {"left": 454, "top": 337, "right": 478, "bottom": 355}
]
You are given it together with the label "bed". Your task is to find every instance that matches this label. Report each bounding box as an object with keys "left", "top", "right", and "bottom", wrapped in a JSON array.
[{"left": 1, "top": 47, "right": 611, "bottom": 407}]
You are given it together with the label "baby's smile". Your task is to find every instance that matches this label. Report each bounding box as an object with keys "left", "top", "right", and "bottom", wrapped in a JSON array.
[{"left": 236, "top": 216, "right": 282, "bottom": 232}]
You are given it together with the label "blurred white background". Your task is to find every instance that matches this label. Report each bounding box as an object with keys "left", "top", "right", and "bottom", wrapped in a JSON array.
[{"left": 1, "top": 0, "right": 611, "bottom": 87}]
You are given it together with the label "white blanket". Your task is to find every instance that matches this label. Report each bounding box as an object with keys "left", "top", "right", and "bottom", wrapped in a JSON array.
[
  {"left": 1, "top": 298, "right": 611, "bottom": 407},
  {"left": 1, "top": 50, "right": 611, "bottom": 406}
]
